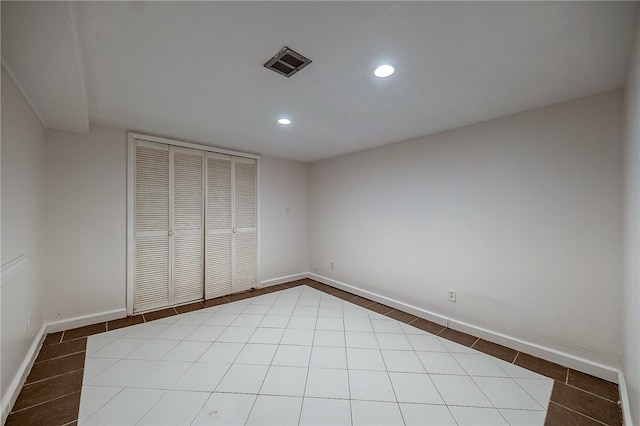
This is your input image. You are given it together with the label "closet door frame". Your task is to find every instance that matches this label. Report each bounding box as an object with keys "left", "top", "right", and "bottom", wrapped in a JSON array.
[{"left": 127, "top": 132, "right": 260, "bottom": 316}]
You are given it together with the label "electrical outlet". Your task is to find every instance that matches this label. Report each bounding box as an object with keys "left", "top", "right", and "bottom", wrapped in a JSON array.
[
  {"left": 27, "top": 312, "right": 32, "bottom": 331},
  {"left": 448, "top": 290, "right": 457, "bottom": 303},
  {"left": 330, "top": 262, "right": 335, "bottom": 270}
]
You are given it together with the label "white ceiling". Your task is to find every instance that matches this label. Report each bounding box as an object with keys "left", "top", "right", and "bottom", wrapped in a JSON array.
[
  {"left": 2, "top": 2, "right": 638, "bottom": 162},
  {"left": 2, "top": 1, "right": 89, "bottom": 133}
]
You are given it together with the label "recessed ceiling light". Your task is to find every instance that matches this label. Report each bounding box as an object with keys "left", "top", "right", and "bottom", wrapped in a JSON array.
[
  {"left": 277, "top": 118, "right": 292, "bottom": 125},
  {"left": 374, "top": 64, "right": 396, "bottom": 78}
]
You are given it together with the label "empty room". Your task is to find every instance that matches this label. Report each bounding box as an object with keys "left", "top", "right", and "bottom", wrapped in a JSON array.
[{"left": 1, "top": 1, "right": 639, "bottom": 425}]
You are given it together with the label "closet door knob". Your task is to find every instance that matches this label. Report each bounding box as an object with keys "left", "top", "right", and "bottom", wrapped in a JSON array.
[{"left": 168, "top": 230, "right": 173, "bottom": 236}]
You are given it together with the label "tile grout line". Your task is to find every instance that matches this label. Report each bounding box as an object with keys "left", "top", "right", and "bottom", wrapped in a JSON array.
[
  {"left": 392, "top": 307, "right": 441, "bottom": 424},
  {"left": 83, "top": 313, "right": 199, "bottom": 423},
  {"left": 80, "top": 386, "right": 121, "bottom": 426},
  {"left": 467, "top": 374, "right": 512, "bottom": 424},
  {"left": 26, "top": 360, "right": 86, "bottom": 387},
  {"left": 548, "top": 401, "right": 610, "bottom": 426},
  {"left": 57, "top": 335, "right": 96, "bottom": 344},
  {"left": 366, "top": 301, "right": 401, "bottom": 423},
  {"left": 244, "top": 288, "right": 297, "bottom": 423},
  {"left": 133, "top": 388, "right": 171, "bottom": 425},
  {"left": 560, "top": 381, "right": 622, "bottom": 405},
  {"left": 209, "top": 291, "right": 285, "bottom": 423},
  {"left": 89, "top": 303, "right": 229, "bottom": 423},
  {"left": 297, "top": 288, "right": 323, "bottom": 425},
  {"left": 9, "top": 389, "right": 82, "bottom": 415},
  {"left": 342, "top": 298, "right": 355, "bottom": 426},
  {"left": 32, "top": 349, "right": 87, "bottom": 366}
]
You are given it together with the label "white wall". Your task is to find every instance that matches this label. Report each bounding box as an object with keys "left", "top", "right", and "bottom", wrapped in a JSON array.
[
  {"left": 309, "top": 90, "right": 624, "bottom": 369},
  {"left": 623, "top": 11, "right": 640, "bottom": 425},
  {"left": 260, "top": 155, "right": 309, "bottom": 284},
  {"left": 1, "top": 67, "right": 46, "bottom": 406},
  {"left": 45, "top": 127, "right": 310, "bottom": 323},
  {"left": 45, "top": 125, "right": 127, "bottom": 323}
]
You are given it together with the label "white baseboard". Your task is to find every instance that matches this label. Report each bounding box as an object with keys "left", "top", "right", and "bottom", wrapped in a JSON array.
[
  {"left": 308, "top": 273, "right": 449, "bottom": 326},
  {"left": 46, "top": 308, "right": 126, "bottom": 333},
  {"left": 1, "top": 325, "right": 46, "bottom": 424},
  {"left": 618, "top": 371, "right": 633, "bottom": 426},
  {"left": 260, "top": 273, "right": 308, "bottom": 288},
  {"left": 306, "top": 272, "right": 621, "bottom": 384},
  {"left": 448, "top": 318, "right": 620, "bottom": 383}
]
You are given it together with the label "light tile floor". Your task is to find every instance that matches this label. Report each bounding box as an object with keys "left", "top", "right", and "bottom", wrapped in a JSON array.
[{"left": 78, "top": 286, "right": 553, "bottom": 425}]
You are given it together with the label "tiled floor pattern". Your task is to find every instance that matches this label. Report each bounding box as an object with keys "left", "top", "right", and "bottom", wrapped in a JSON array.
[
  {"left": 80, "top": 285, "right": 554, "bottom": 425},
  {"left": 6, "top": 279, "right": 623, "bottom": 426}
]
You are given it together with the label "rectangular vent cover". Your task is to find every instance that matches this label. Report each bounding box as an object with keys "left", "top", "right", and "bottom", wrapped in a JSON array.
[{"left": 264, "top": 46, "right": 312, "bottom": 78}]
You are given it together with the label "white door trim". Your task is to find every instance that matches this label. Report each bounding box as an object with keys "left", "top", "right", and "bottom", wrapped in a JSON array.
[{"left": 129, "top": 132, "right": 260, "bottom": 160}]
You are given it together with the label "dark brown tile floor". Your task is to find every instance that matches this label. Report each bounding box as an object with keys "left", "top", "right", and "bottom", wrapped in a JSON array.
[{"left": 6, "top": 278, "right": 624, "bottom": 426}]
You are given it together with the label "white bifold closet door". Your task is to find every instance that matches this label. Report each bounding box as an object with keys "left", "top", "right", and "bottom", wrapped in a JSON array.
[
  {"left": 134, "top": 141, "right": 204, "bottom": 313},
  {"left": 233, "top": 157, "right": 258, "bottom": 292},
  {"left": 134, "top": 141, "right": 170, "bottom": 312},
  {"left": 205, "top": 154, "right": 257, "bottom": 299},
  {"left": 172, "top": 146, "right": 204, "bottom": 305}
]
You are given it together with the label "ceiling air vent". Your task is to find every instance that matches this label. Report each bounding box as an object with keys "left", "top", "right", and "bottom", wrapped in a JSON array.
[{"left": 264, "top": 46, "right": 312, "bottom": 78}]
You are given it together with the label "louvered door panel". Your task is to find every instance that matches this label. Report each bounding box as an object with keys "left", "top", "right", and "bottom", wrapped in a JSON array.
[
  {"left": 135, "top": 145, "right": 169, "bottom": 232},
  {"left": 135, "top": 237, "right": 169, "bottom": 312},
  {"left": 173, "top": 148, "right": 204, "bottom": 304},
  {"left": 174, "top": 150, "right": 204, "bottom": 230},
  {"left": 174, "top": 234, "right": 203, "bottom": 303},
  {"left": 207, "top": 156, "right": 232, "bottom": 230},
  {"left": 206, "top": 233, "right": 232, "bottom": 298},
  {"left": 205, "top": 153, "right": 233, "bottom": 298},
  {"left": 233, "top": 158, "right": 257, "bottom": 292},
  {"left": 134, "top": 142, "right": 170, "bottom": 313},
  {"left": 234, "top": 231, "right": 256, "bottom": 292},
  {"left": 234, "top": 160, "right": 257, "bottom": 229}
]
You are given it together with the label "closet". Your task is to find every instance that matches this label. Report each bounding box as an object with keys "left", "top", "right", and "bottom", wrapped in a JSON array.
[{"left": 128, "top": 133, "right": 257, "bottom": 314}]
